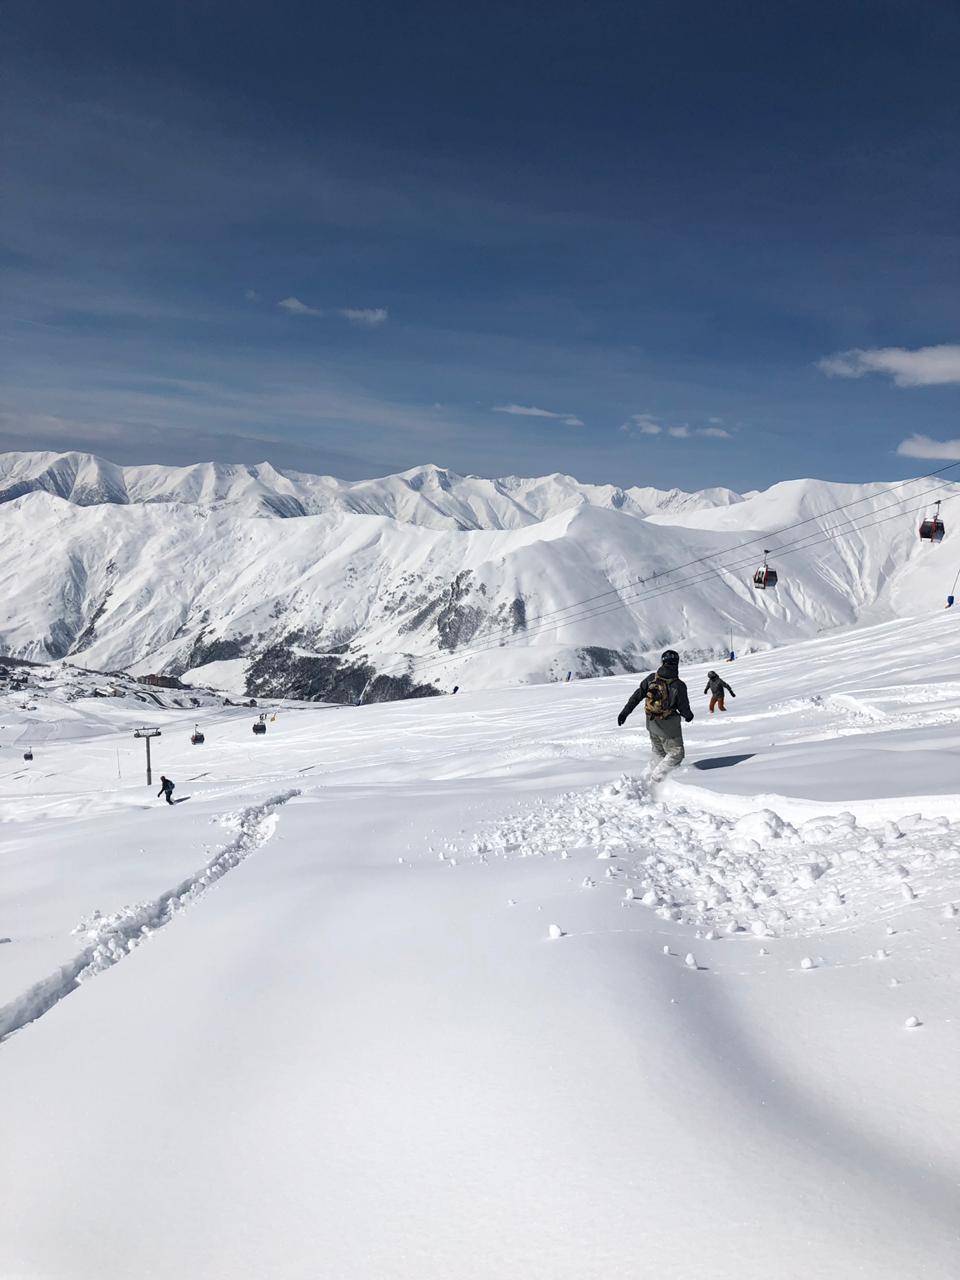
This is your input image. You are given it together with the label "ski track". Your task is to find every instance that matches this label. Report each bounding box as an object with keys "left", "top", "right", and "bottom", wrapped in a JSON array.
[
  {"left": 0, "top": 789, "right": 300, "bottom": 1044},
  {"left": 454, "top": 776, "right": 960, "bottom": 940}
]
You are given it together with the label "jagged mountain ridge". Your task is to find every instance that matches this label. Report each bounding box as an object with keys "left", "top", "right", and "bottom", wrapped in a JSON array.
[
  {"left": 0, "top": 451, "right": 742, "bottom": 530},
  {"left": 1, "top": 451, "right": 955, "bottom": 702}
]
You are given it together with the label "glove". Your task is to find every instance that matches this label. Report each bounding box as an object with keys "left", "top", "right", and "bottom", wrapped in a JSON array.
[
  {"left": 617, "top": 712, "right": 627, "bottom": 727},
  {"left": 685, "top": 713, "right": 694, "bottom": 723},
  {"left": 731, "top": 692, "right": 736, "bottom": 697}
]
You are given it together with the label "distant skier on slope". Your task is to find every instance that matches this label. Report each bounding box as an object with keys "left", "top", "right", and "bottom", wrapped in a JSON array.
[
  {"left": 617, "top": 649, "right": 694, "bottom": 780},
  {"left": 704, "top": 670, "right": 736, "bottom": 712},
  {"left": 158, "top": 775, "right": 175, "bottom": 805}
]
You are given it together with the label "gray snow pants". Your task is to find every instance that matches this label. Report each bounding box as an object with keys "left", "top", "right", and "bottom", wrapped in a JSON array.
[{"left": 647, "top": 715, "right": 685, "bottom": 779}]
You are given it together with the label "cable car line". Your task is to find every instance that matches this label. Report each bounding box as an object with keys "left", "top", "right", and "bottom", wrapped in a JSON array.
[
  {"left": 340, "top": 462, "right": 960, "bottom": 678},
  {"left": 375, "top": 482, "right": 960, "bottom": 678},
  {"left": 360, "top": 467, "right": 960, "bottom": 680},
  {"left": 380, "top": 487, "right": 960, "bottom": 681}
]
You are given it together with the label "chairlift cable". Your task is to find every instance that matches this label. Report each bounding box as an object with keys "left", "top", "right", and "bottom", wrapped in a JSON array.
[{"left": 387, "top": 488, "right": 960, "bottom": 680}]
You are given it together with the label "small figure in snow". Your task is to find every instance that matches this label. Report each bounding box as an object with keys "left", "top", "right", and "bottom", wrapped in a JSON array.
[
  {"left": 617, "top": 649, "right": 694, "bottom": 780},
  {"left": 704, "top": 670, "right": 736, "bottom": 713},
  {"left": 158, "top": 775, "right": 175, "bottom": 805}
]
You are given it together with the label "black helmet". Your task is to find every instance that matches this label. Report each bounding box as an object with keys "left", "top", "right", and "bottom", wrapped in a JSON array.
[
  {"left": 661, "top": 649, "right": 679, "bottom": 665},
  {"left": 707, "top": 670, "right": 717, "bottom": 678}
]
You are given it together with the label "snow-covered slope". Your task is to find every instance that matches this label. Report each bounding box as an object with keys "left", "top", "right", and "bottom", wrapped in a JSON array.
[
  {"left": 1, "top": 450, "right": 956, "bottom": 702},
  {"left": 1, "top": 612, "right": 958, "bottom": 1278}
]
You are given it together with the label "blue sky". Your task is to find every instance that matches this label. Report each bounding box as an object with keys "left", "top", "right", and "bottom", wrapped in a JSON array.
[{"left": 2, "top": 0, "right": 960, "bottom": 488}]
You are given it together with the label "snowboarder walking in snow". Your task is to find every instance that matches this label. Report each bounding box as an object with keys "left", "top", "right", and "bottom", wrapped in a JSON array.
[
  {"left": 617, "top": 649, "right": 694, "bottom": 780},
  {"left": 158, "top": 775, "right": 175, "bottom": 805},
  {"left": 704, "top": 670, "right": 736, "bottom": 712}
]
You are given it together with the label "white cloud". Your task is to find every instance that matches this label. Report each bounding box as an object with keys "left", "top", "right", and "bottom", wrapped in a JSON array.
[
  {"left": 244, "top": 289, "right": 260, "bottom": 302},
  {"left": 896, "top": 434, "right": 960, "bottom": 460},
  {"left": 818, "top": 344, "right": 960, "bottom": 387},
  {"left": 278, "top": 296, "right": 323, "bottom": 316},
  {"left": 340, "top": 307, "right": 389, "bottom": 327},
  {"left": 622, "top": 413, "right": 731, "bottom": 441},
  {"left": 623, "top": 413, "right": 661, "bottom": 435},
  {"left": 278, "top": 299, "right": 388, "bottom": 327},
  {"left": 493, "top": 404, "right": 583, "bottom": 427}
]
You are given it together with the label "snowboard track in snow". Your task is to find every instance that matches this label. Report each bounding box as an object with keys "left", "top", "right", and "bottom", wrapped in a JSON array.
[{"left": 0, "top": 789, "right": 300, "bottom": 1044}]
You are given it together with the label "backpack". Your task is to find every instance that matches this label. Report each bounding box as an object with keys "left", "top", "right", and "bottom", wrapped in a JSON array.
[{"left": 644, "top": 674, "right": 675, "bottom": 719}]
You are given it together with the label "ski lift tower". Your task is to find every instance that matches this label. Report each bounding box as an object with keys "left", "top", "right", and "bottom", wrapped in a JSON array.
[{"left": 133, "top": 726, "right": 162, "bottom": 786}]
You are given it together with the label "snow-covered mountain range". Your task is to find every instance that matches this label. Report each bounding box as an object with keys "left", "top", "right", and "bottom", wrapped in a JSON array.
[{"left": 1, "top": 450, "right": 956, "bottom": 701}]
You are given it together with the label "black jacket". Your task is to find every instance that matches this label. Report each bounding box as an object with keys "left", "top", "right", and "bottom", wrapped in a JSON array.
[
  {"left": 618, "top": 664, "right": 693, "bottom": 725},
  {"left": 704, "top": 675, "right": 735, "bottom": 697}
]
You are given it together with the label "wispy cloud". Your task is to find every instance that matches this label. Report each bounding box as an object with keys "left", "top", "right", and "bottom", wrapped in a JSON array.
[
  {"left": 818, "top": 344, "right": 960, "bottom": 387},
  {"left": 0, "top": 333, "right": 467, "bottom": 478},
  {"left": 493, "top": 403, "right": 584, "bottom": 427},
  {"left": 278, "top": 296, "right": 324, "bottom": 316},
  {"left": 340, "top": 307, "right": 388, "bottom": 327},
  {"left": 244, "top": 288, "right": 260, "bottom": 302},
  {"left": 896, "top": 434, "right": 960, "bottom": 461},
  {"left": 621, "top": 413, "right": 730, "bottom": 440},
  {"left": 278, "top": 298, "right": 389, "bottom": 326},
  {"left": 624, "top": 413, "right": 662, "bottom": 435}
]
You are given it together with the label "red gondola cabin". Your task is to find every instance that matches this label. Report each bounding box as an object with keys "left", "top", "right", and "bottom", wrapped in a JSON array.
[
  {"left": 753, "top": 552, "right": 778, "bottom": 589},
  {"left": 919, "top": 500, "right": 945, "bottom": 543}
]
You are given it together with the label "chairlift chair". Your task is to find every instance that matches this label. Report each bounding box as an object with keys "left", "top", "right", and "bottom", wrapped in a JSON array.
[
  {"left": 190, "top": 724, "right": 205, "bottom": 745},
  {"left": 252, "top": 713, "right": 267, "bottom": 736},
  {"left": 919, "top": 500, "right": 945, "bottom": 543},
  {"left": 752, "top": 552, "right": 778, "bottom": 590},
  {"left": 23, "top": 748, "right": 33, "bottom": 761}
]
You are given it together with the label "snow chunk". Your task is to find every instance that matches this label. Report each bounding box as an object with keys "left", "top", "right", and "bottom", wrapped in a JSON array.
[
  {"left": 797, "top": 862, "right": 827, "bottom": 887},
  {"left": 732, "top": 810, "right": 789, "bottom": 846},
  {"left": 547, "top": 924, "right": 564, "bottom": 940}
]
